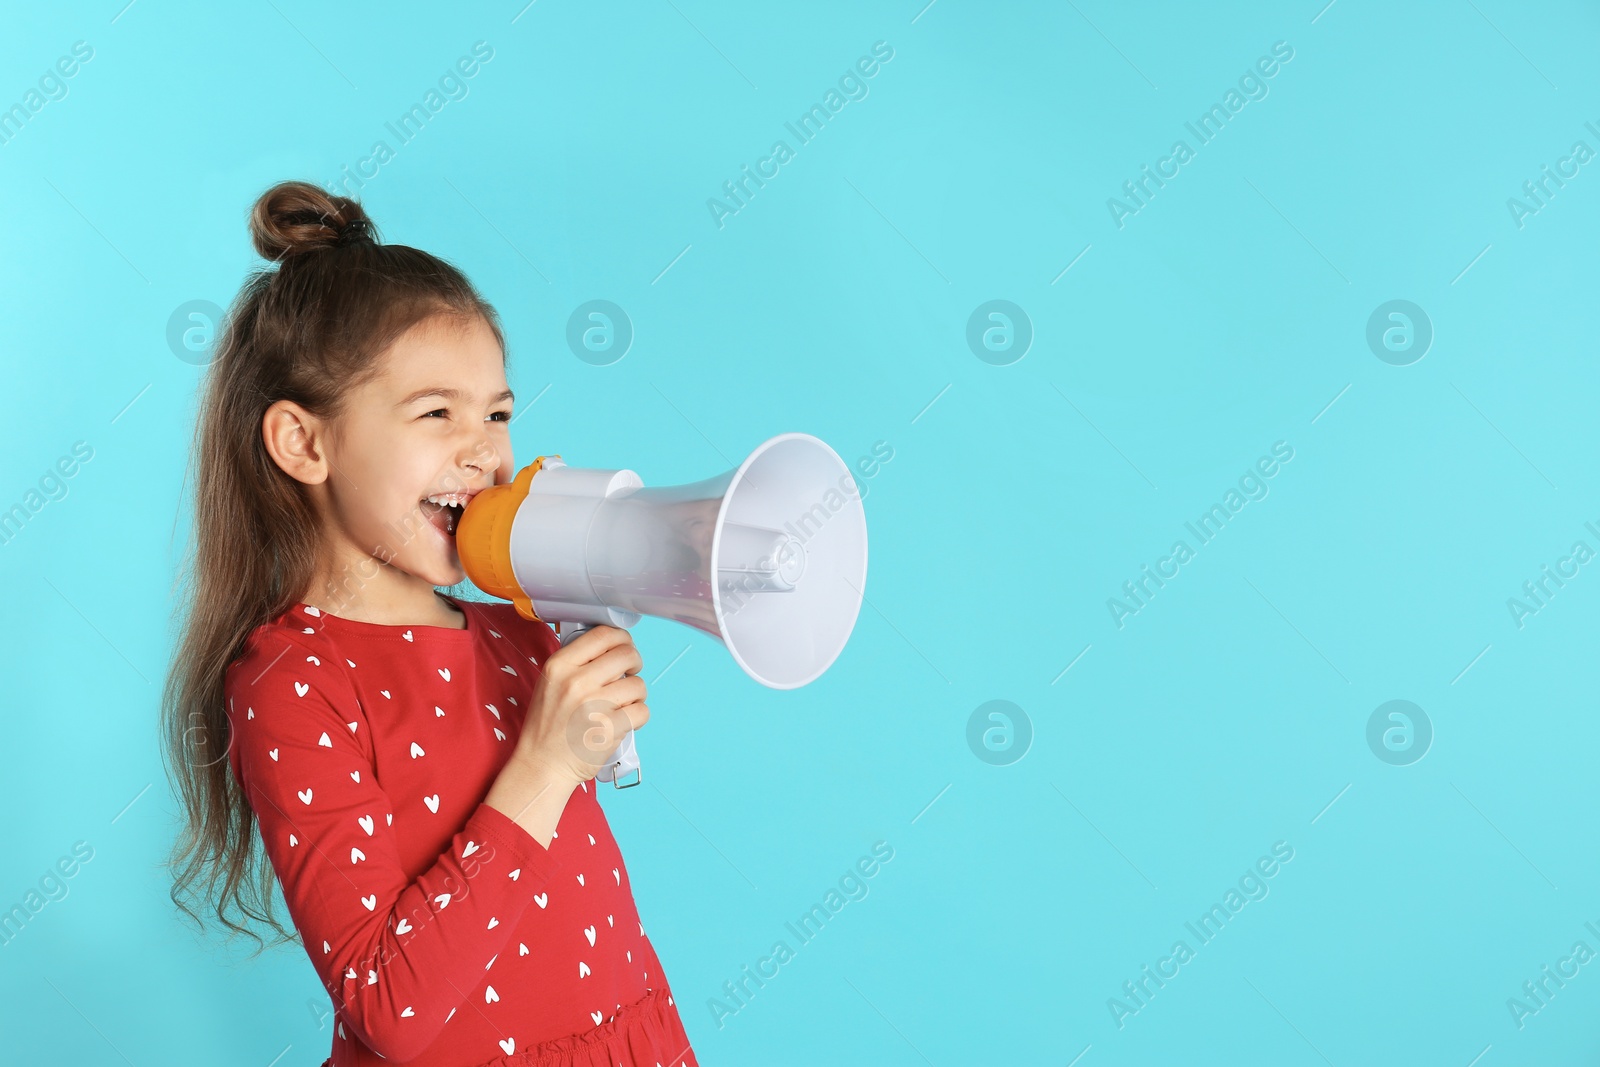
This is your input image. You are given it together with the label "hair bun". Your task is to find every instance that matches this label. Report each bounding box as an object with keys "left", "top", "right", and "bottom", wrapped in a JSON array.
[{"left": 248, "top": 180, "right": 378, "bottom": 261}]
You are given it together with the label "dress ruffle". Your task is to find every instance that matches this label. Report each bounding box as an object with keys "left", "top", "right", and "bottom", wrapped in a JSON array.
[
  {"left": 315, "top": 986, "right": 697, "bottom": 1067},
  {"left": 485, "top": 986, "right": 695, "bottom": 1067}
]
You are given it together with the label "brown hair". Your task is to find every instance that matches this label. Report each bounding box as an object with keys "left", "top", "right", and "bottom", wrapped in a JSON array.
[{"left": 160, "top": 180, "right": 506, "bottom": 950}]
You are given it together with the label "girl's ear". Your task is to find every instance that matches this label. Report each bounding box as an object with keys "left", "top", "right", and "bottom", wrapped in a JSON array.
[{"left": 262, "top": 399, "right": 330, "bottom": 486}]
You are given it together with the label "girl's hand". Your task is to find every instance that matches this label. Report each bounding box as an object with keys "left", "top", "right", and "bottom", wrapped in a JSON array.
[{"left": 516, "top": 625, "right": 649, "bottom": 786}]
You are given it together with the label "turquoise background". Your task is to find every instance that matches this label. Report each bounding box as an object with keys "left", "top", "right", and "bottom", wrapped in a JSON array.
[{"left": 3, "top": 0, "right": 1599, "bottom": 1062}]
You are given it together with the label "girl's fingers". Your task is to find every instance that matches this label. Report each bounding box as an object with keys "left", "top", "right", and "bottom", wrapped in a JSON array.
[
  {"left": 561, "top": 624, "right": 632, "bottom": 666},
  {"left": 583, "top": 643, "right": 643, "bottom": 688},
  {"left": 597, "top": 674, "right": 646, "bottom": 708},
  {"left": 613, "top": 699, "right": 650, "bottom": 733}
]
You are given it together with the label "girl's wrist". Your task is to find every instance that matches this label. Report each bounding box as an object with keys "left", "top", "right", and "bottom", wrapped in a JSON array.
[
  {"left": 510, "top": 750, "right": 584, "bottom": 792},
  {"left": 484, "top": 754, "right": 580, "bottom": 848}
]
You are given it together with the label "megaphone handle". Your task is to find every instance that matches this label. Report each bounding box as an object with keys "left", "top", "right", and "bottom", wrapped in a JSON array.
[{"left": 554, "top": 621, "right": 642, "bottom": 789}]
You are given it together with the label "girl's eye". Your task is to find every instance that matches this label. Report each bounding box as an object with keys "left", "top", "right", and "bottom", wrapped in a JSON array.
[{"left": 422, "top": 409, "right": 512, "bottom": 422}]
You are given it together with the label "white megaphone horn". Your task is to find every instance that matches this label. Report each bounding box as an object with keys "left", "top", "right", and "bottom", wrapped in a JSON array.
[{"left": 454, "top": 432, "right": 869, "bottom": 788}]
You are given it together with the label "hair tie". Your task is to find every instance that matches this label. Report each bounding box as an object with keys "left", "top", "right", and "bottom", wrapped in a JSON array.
[{"left": 336, "top": 218, "right": 372, "bottom": 246}]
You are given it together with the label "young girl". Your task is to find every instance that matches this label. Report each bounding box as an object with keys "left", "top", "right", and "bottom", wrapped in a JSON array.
[{"left": 160, "top": 180, "right": 698, "bottom": 1067}]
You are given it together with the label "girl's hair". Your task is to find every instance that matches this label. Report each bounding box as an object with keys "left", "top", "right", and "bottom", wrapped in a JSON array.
[{"left": 160, "top": 180, "right": 506, "bottom": 950}]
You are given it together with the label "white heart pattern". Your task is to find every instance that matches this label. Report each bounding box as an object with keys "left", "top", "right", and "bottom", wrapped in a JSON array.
[
  {"left": 500, "top": 1039, "right": 515, "bottom": 1055},
  {"left": 494, "top": 728, "right": 506, "bottom": 742},
  {"left": 584, "top": 925, "right": 596, "bottom": 946},
  {"left": 350, "top": 847, "right": 365, "bottom": 864},
  {"left": 519, "top": 943, "right": 529, "bottom": 956},
  {"left": 318, "top": 731, "right": 332, "bottom": 747},
  {"left": 347, "top": 721, "right": 358, "bottom": 733},
  {"left": 509, "top": 868, "right": 520, "bottom": 881},
  {"left": 462, "top": 841, "right": 479, "bottom": 857},
  {"left": 306, "top": 655, "right": 320, "bottom": 665},
  {"left": 401, "top": 1006, "right": 414, "bottom": 1017},
  {"left": 395, "top": 918, "right": 412, "bottom": 935},
  {"left": 485, "top": 984, "right": 499, "bottom": 1004},
  {"left": 438, "top": 667, "right": 451, "bottom": 682},
  {"left": 294, "top": 682, "right": 309, "bottom": 697},
  {"left": 304, "top": 605, "right": 321, "bottom": 617},
  {"left": 485, "top": 704, "right": 500, "bottom": 719},
  {"left": 402, "top": 630, "right": 413, "bottom": 642},
  {"left": 434, "top": 892, "right": 451, "bottom": 909},
  {"left": 358, "top": 815, "right": 374, "bottom": 835},
  {"left": 576, "top": 873, "right": 584, "bottom": 886},
  {"left": 361, "top": 894, "right": 376, "bottom": 911},
  {"left": 350, "top": 770, "right": 360, "bottom": 783},
  {"left": 410, "top": 741, "right": 425, "bottom": 758},
  {"left": 501, "top": 664, "right": 517, "bottom": 675},
  {"left": 612, "top": 868, "right": 620, "bottom": 885},
  {"left": 578, "top": 961, "right": 591, "bottom": 978},
  {"left": 298, "top": 789, "right": 313, "bottom": 804},
  {"left": 534, "top": 892, "right": 547, "bottom": 908},
  {"left": 269, "top": 748, "right": 279, "bottom": 761},
  {"left": 424, "top": 794, "right": 440, "bottom": 813},
  {"left": 367, "top": 969, "right": 377, "bottom": 985},
  {"left": 246, "top": 707, "right": 254, "bottom": 719},
  {"left": 590, "top": 1010, "right": 604, "bottom": 1025},
  {"left": 487, "top": 917, "right": 498, "bottom": 930},
  {"left": 380, "top": 690, "right": 391, "bottom": 699},
  {"left": 289, "top": 834, "right": 298, "bottom": 847},
  {"left": 435, "top": 706, "right": 446, "bottom": 717}
]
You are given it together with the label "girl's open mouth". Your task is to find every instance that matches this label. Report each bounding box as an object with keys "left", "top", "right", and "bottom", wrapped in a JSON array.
[{"left": 420, "top": 493, "right": 468, "bottom": 538}]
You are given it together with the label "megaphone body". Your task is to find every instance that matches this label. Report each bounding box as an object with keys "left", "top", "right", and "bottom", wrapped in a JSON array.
[{"left": 455, "top": 433, "right": 868, "bottom": 786}]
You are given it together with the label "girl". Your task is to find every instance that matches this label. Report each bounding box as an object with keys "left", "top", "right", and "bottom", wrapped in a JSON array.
[{"left": 160, "top": 180, "right": 697, "bottom": 1067}]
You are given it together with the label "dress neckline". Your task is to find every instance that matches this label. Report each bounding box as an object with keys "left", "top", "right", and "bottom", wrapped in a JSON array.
[{"left": 290, "top": 592, "right": 478, "bottom": 640}]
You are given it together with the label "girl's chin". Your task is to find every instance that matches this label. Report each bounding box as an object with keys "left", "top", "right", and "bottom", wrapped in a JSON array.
[
  {"left": 425, "top": 535, "right": 465, "bottom": 577},
  {"left": 392, "top": 532, "right": 465, "bottom": 588}
]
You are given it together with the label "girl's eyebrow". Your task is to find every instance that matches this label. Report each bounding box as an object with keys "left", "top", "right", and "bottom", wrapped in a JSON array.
[{"left": 397, "top": 386, "right": 515, "bottom": 407}]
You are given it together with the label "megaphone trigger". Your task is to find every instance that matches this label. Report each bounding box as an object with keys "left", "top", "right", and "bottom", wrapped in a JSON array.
[{"left": 554, "top": 620, "right": 591, "bottom": 648}]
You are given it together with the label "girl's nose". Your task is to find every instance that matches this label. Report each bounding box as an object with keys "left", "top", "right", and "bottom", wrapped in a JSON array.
[{"left": 462, "top": 436, "right": 502, "bottom": 479}]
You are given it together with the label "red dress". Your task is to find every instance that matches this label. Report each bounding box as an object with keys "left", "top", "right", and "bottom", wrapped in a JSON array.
[{"left": 224, "top": 594, "right": 698, "bottom": 1067}]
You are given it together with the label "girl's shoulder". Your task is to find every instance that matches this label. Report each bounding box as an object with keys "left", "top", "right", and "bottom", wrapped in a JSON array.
[
  {"left": 229, "top": 602, "right": 334, "bottom": 672},
  {"left": 223, "top": 603, "right": 358, "bottom": 712}
]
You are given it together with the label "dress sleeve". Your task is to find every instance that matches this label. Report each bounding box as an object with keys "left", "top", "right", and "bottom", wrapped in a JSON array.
[{"left": 225, "top": 637, "right": 563, "bottom": 1062}]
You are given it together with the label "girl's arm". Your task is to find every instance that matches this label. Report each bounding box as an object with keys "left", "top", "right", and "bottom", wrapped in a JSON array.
[
  {"left": 482, "top": 751, "right": 577, "bottom": 848},
  {"left": 225, "top": 640, "right": 566, "bottom": 1061}
]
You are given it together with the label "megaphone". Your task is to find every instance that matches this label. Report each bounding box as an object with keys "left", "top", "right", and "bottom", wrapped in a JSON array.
[{"left": 455, "top": 432, "right": 868, "bottom": 788}]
